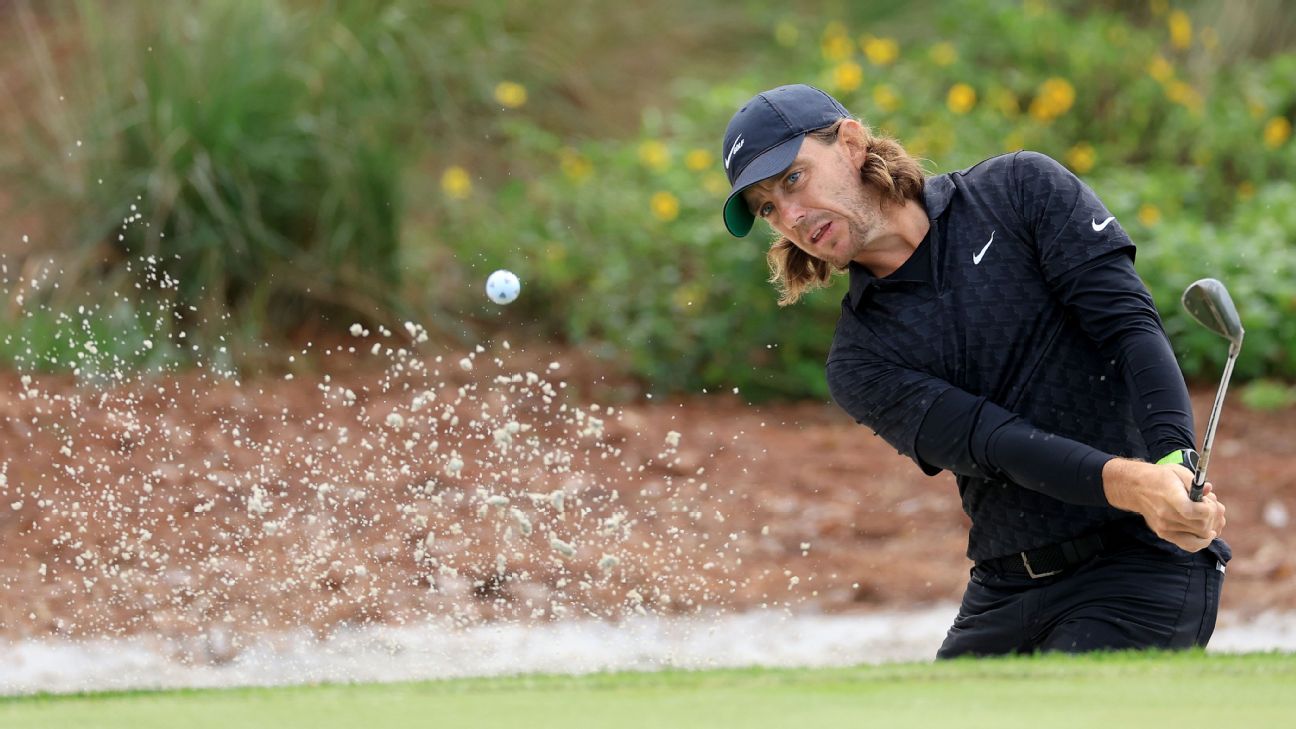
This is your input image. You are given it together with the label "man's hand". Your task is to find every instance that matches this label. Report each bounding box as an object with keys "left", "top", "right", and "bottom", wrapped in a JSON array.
[{"left": 1102, "top": 458, "right": 1227, "bottom": 552}]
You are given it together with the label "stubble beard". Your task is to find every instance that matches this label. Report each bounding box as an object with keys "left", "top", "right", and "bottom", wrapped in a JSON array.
[
  {"left": 830, "top": 190, "right": 882, "bottom": 268},
  {"left": 824, "top": 169, "right": 886, "bottom": 267}
]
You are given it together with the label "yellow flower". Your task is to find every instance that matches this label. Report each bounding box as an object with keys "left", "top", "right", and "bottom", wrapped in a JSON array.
[
  {"left": 1028, "top": 77, "right": 1075, "bottom": 122},
  {"left": 1264, "top": 117, "right": 1293, "bottom": 149},
  {"left": 441, "top": 166, "right": 472, "bottom": 199},
  {"left": 872, "top": 84, "right": 900, "bottom": 113},
  {"left": 833, "top": 61, "right": 864, "bottom": 92},
  {"left": 821, "top": 22, "right": 853, "bottom": 62},
  {"left": 559, "top": 147, "right": 592, "bottom": 183},
  {"left": 775, "top": 21, "right": 799, "bottom": 47},
  {"left": 1047, "top": 77, "right": 1076, "bottom": 105},
  {"left": 1137, "top": 203, "right": 1161, "bottom": 227},
  {"left": 651, "top": 191, "right": 680, "bottom": 221},
  {"left": 929, "top": 42, "right": 957, "bottom": 67},
  {"left": 638, "top": 140, "right": 671, "bottom": 171},
  {"left": 685, "top": 148, "right": 712, "bottom": 172},
  {"left": 1237, "top": 181, "right": 1255, "bottom": 201},
  {"left": 1168, "top": 10, "right": 1192, "bottom": 50},
  {"left": 947, "top": 83, "right": 977, "bottom": 114},
  {"left": 1147, "top": 55, "right": 1174, "bottom": 83},
  {"left": 1065, "top": 143, "right": 1096, "bottom": 174},
  {"left": 494, "top": 81, "right": 528, "bottom": 109},
  {"left": 861, "top": 36, "right": 899, "bottom": 66}
]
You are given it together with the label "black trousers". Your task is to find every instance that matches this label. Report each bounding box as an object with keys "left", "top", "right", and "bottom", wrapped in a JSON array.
[{"left": 938, "top": 539, "right": 1226, "bottom": 658}]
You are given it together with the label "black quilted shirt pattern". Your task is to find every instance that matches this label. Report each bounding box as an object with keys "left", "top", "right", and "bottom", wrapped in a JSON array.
[{"left": 827, "top": 151, "right": 1145, "bottom": 561}]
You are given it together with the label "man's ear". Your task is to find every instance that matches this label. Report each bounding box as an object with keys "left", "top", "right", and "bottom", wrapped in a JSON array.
[{"left": 837, "top": 119, "right": 869, "bottom": 167}]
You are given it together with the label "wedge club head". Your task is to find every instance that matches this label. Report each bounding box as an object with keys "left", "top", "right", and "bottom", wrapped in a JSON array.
[{"left": 1182, "top": 278, "right": 1245, "bottom": 350}]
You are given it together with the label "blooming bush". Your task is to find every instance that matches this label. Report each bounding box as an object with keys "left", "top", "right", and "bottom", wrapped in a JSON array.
[{"left": 430, "top": 0, "right": 1296, "bottom": 397}]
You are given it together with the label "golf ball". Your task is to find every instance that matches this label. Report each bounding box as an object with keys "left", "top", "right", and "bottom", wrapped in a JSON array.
[{"left": 485, "top": 269, "right": 520, "bottom": 305}]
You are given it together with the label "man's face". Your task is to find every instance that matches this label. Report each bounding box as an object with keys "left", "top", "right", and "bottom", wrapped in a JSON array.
[{"left": 740, "top": 129, "right": 882, "bottom": 268}]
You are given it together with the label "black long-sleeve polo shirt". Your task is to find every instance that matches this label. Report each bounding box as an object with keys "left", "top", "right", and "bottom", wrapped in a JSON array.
[{"left": 825, "top": 151, "right": 1229, "bottom": 562}]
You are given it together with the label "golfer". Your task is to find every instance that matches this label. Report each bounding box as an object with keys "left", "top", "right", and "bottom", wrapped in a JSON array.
[{"left": 720, "top": 84, "right": 1229, "bottom": 656}]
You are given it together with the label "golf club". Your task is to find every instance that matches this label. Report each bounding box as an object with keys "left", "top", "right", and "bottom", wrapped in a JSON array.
[{"left": 1180, "top": 277, "right": 1245, "bottom": 502}]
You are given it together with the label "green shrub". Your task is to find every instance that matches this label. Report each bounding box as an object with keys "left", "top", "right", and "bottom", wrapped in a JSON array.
[
  {"left": 1133, "top": 181, "right": 1296, "bottom": 381},
  {"left": 1240, "top": 379, "right": 1296, "bottom": 411},
  {"left": 0, "top": 293, "right": 191, "bottom": 380}
]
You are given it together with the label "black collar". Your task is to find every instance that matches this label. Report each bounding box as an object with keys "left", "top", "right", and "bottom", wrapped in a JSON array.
[{"left": 846, "top": 174, "right": 952, "bottom": 309}]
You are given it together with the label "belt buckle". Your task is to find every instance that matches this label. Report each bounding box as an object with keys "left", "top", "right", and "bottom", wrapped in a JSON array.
[{"left": 1021, "top": 552, "right": 1061, "bottom": 579}]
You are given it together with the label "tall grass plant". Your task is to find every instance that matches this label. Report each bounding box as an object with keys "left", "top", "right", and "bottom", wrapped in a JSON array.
[{"left": 4, "top": 0, "right": 433, "bottom": 361}]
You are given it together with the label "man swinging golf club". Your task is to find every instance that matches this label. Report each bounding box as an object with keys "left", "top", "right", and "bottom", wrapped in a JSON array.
[{"left": 720, "top": 84, "right": 1230, "bottom": 656}]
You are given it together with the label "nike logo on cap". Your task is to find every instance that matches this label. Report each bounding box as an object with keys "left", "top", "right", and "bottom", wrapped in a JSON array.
[
  {"left": 1092, "top": 216, "right": 1115, "bottom": 231},
  {"left": 972, "top": 231, "right": 994, "bottom": 265},
  {"left": 725, "top": 135, "right": 745, "bottom": 170}
]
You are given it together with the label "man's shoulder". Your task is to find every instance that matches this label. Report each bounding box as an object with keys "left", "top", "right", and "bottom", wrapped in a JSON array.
[
  {"left": 950, "top": 150, "right": 1063, "bottom": 183},
  {"left": 933, "top": 151, "right": 1073, "bottom": 213}
]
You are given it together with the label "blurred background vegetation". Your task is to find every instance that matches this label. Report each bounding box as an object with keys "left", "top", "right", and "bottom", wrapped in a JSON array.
[{"left": 1, "top": 0, "right": 1294, "bottom": 402}]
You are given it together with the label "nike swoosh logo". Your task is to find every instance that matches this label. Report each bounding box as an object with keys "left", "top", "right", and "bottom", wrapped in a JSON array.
[
  {"left": 1092, "top": 216, "right": 1115, "bottom": 232},
  {"left": 724, "top": 135, "right": 745, "bottom": 170},
  {"left": 972, "top": 231, "right": 994, "bottom": 265}
]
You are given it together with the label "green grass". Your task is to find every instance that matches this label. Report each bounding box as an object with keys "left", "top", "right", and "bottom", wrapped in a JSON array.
[{"left": 4, "top": 650, "right": 1294, "bottom": 728}]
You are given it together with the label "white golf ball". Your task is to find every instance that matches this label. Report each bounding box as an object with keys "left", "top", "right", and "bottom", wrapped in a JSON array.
[{"left": 485, "top": 269, "right": 520, "bottom": 305}]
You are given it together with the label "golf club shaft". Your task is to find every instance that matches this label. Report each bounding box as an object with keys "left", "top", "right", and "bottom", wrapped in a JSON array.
[{"left": 1190, "top": 343, "right": 1240, "bottom": 502}]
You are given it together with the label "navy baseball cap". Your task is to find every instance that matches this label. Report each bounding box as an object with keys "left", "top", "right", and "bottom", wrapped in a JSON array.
[{"left": 721, "top": 84, "right": 851, "bottom": 237}]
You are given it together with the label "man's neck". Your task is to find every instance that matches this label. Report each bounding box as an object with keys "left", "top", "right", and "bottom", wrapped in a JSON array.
[{"left": 854, "top": 199, "right": 931, "bottom": 278}]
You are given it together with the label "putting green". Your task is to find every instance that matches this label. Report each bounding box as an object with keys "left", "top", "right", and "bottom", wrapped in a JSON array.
[{"left": 4, "top": 650, "right": 1293, "bottom": 729}]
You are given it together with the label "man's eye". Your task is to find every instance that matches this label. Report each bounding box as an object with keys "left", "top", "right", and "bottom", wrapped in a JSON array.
[
  {"left": 785, "top": 171, "right": 801, "bottom": 186},
  {"left": 759, "top": 202, "right": 774, "bottom": 218}
]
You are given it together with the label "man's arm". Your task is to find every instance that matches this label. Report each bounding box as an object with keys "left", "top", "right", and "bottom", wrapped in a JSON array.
[
  {"left": 1008, "top": 150, "right": 1224, "bottom": 549},
  {"left": 912, "top": 386, "right": 1111, "bottom": 506},
  {"left": 1053, "top": 245, "right": 1196, "bottom": 461},
  {"left": 828, "top": 357, "right": 1111, "bottom": 506},
  {"left": 1013, "top": 151, "right": 1196, "bottom": 461},
  {"left": 1051, "top": 250, "right": 1221, "bottom": 553},
  {"left": 828, "top": 356, "right": 1225, "bottom": 551}
]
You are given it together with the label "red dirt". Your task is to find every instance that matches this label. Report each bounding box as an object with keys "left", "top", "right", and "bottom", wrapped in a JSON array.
[{"left": 0, "top": 341, "right": 1292, "bottom": 661}]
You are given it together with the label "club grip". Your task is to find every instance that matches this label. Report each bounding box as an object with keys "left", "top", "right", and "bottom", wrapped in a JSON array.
[
  {"left": 1189, "top": 455, "right": 1206, "bottom": 501},
  {"left": 1183, "top": 450, "right": 1205, "bottom": 502}
]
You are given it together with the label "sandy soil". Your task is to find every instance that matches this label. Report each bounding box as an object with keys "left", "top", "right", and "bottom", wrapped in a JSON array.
[{"left": 0, "top": 339, "right": 1292, "bottom": 663}]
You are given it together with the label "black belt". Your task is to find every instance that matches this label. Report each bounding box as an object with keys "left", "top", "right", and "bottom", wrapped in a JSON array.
[{"left": 977, "top": 525, "right": 1140, "bottom": 579}]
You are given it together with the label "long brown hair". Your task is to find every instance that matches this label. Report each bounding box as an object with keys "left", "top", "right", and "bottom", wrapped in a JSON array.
[{"left": 766, "top": 120, "right": 926, "bottom": 306}]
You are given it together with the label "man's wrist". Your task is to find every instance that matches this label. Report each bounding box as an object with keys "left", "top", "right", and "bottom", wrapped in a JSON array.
[
  {"left": 1102, "top": 457, "right": 1126, "bottom": 510},
  {"left": 1102, "top": 457, "right": 1144, "bottom": 513}
]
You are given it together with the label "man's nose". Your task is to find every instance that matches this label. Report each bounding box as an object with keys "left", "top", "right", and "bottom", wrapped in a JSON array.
[{"left": 780, "top": 198, "right": 808, "bottom": 231}]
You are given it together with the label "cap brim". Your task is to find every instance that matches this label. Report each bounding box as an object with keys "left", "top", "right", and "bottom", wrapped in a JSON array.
[{"left": 722, "top": 134, "right": 805, "bottom": 237}]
